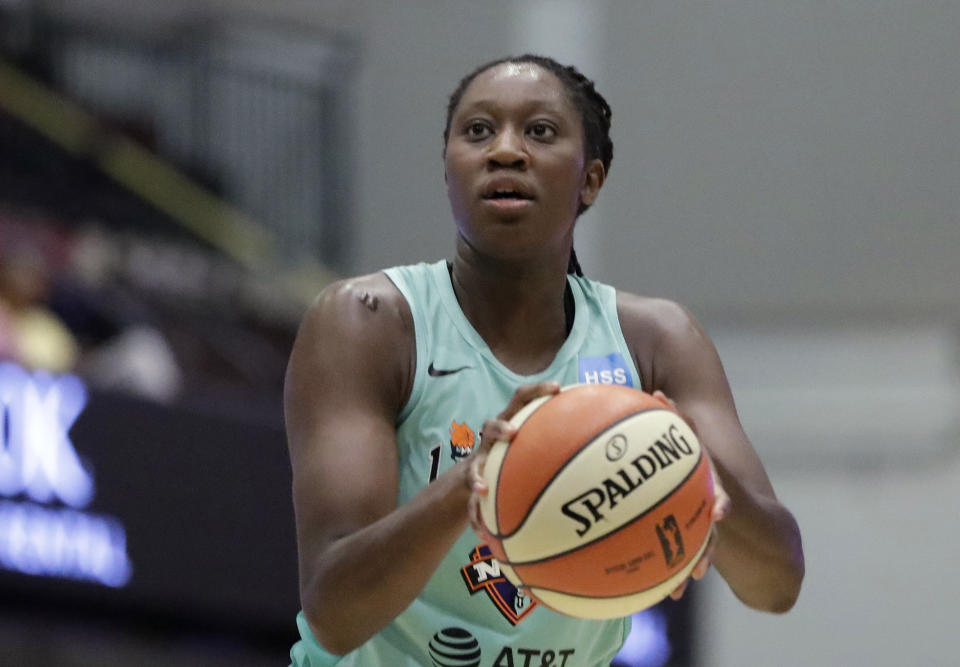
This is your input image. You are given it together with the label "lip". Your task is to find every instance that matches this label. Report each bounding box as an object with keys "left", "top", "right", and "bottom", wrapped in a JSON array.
[
  {"left": 480, "top": 177, "right": 536, "bottom": 201},
  {"left": 481, "top": 198, "right": 534, "bottom": 214}
]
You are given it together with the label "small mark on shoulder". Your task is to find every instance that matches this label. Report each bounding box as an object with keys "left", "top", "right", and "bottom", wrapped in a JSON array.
[{"left": 358, "top": 289, "right": 379, "bottom": 311}]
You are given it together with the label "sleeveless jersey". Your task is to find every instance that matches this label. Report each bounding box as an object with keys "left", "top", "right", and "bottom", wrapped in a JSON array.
[{"left": 291, "top": 260, "right": 641, "bottom": 667}]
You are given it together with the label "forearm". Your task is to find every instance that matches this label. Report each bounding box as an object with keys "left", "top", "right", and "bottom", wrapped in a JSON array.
[
  {"left": 711, "top": 458, "right": 805, "bottom": 612},
  {"left": 300, "top": 462, "right": 472, "bottom": 654}
]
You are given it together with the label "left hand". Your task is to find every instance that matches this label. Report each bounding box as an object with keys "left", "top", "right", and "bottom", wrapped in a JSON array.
[
  {"left": 467, "top": 381, "right": 562, "bottom": 539},
  {"left": 651, "top": 390, "right": 731, "bottom": 600}
]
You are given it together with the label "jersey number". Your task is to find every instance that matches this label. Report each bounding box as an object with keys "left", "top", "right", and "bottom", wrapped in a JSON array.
[{"left": 428, "top": 444, "right": 441, "bottom": 483}]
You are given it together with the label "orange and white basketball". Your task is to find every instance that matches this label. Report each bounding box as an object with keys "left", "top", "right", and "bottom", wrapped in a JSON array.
[{"left": 478, "top": 384, "right": 714, "bottom": 618}]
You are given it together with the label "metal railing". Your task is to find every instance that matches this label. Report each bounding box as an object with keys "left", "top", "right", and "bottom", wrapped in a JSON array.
[{"left": 7, "top": 12, "right": 355, "bottom": 270}]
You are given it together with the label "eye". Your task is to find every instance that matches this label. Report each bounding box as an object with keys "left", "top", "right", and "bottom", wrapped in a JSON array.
[
  {"left": 465, "top": 121, "right": 492, "bottom": 140},
  {"left": 528, "top": 122, "right": 557, "bottom": 140}
]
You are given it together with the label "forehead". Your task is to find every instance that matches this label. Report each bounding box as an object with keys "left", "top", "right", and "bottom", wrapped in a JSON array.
[{"left": 455, "top": 62, "right": 576, "bottom": 117}]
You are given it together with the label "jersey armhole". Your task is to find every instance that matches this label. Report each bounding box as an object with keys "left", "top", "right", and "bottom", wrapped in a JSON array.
[
  {"left": 607, "top": 286, "right": 642, "bottom": 391},
  {"left": 382, "top": 267, "right": 428, "bottom": 424}
]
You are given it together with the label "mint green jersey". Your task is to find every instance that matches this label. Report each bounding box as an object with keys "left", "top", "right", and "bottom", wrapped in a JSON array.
[{"left": 291, "top": 260, "right": 641, "bottom": 667}]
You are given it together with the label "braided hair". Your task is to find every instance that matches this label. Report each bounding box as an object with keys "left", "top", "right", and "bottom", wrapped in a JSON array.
[{"left": 443, "top": 55, "right": 614, "bottom": 277}]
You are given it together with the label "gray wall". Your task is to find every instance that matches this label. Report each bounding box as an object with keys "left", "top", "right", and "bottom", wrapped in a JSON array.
[
  {"left": 351, "top": 1, "right": 959, "bottom": 322},
  {"left": 349, "top": 1, "right": 512, "bottom": 273},
  {"left": 595, "top": 1, "right": 959, "bottom": 321}
]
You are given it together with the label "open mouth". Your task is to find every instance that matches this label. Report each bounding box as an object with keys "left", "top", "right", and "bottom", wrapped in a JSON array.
[{"left": 482, "top": 189, "right": 534, "bottom": 201}]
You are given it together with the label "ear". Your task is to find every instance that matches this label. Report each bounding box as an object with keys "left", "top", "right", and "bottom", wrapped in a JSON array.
[{"left": 579, "top": 158, "right": 606, "bottom": 208}]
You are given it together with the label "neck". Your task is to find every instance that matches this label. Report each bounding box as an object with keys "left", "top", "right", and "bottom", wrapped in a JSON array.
[{"left": 449, "top": 238, "right": 573, "bottom": 374}]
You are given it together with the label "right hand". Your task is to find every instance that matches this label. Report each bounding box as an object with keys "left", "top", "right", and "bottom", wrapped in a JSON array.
[
  {"left": 466, "top": 381, "right": 561, "bottom": 538},
  {"left": 651, "top": 390, "right": 731, "bottom": 600}
]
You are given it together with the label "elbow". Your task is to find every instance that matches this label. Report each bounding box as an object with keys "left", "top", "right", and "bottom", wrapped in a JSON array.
[
  {"left": 299, "top": 549, "right": 372, "bottom": 656},
  {"left": 301, "top": 571, "right": 363, "bottom": 656},
  {"left": 740, "top": 568, "right": 803, "bottom": 614},
  {"left": 733, "top": 532, "right": 805, "bottom": 614},
  {"left": 769, "top": 597, "right": 798, "bottom": 614},
  {"left": 766, "top": 577, "right": 802, "bottom": 614},
  {"left": 760, "top": 542, "right": 806, "bottom": 614},
  {"left": 302, "top": 601, "right": 357, "bottom": 657},
  {"left": 766, "top": 574, "right": 803, "bottom": 614},
  {"left": 778, "top": 550, "right": 806, "bottom": 613},
  {"left": 764, "top": 507, "right": 805, "bottom": 613}
]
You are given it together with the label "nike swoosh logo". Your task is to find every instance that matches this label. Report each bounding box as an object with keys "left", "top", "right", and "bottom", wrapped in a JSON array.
[{"left": 427, "top": 362, "right": 472, "bottom": 377}]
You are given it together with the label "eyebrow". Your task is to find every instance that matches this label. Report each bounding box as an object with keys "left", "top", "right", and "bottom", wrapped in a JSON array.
[{"left": 456, "top": 98, "right": 569, "bottom": 117}]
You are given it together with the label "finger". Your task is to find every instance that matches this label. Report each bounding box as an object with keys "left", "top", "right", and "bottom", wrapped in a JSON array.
[
  {"left": 479, "top": 418, "right": 518, "bottom": 450},
  {"left": 692, "top": 537, "right": 716, "bottom": 580},
  {"left": 468, "top": 455, "right": 489, "bottom": 495},
  {"left": 652, "top": 390, "right": 674, "bottom": 408},
  {"left": 669, "top": 580, "right": 688, "bottom": 600},
  {"left": 706, "top": 460, "right": 731, "bottom": 522},
  {"left": 692, "top": 557, "right": 709, "bottom": 581},
  {"left": 711, "top": 485, "right": 731, "bottom": 522},
  {"left": 498, "top": 381, "right": 561, "bottom": 421},
  {"left": 468, "top": 492, "right": 484, "bottom": 536}
]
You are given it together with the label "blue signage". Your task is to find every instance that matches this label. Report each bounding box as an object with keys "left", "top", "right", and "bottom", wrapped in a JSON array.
[{"left": 0, "top": 362, "right": 132, "bottom": 587}]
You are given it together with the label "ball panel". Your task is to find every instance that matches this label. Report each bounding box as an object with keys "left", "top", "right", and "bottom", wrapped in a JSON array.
[
  {"left": 525, "top": 535, "right": 710, "bottom": 619},
  {"left": 500, "top": 410, "right": 702, "bottom": 562},
  {"left": 506, "top": 453, "right": 713, "bottom": 596},
  {"left": 495, "top": 385, "right": 668, "bottom": 537},
  {"left": 477, "top": 440, "right": 509, "bottom": 535},
  {"left": 476, "top": 522, "right": 508, "bottom": 566},
  {"left": 478, "top": 393, "right": 552, "bottom": 538}
]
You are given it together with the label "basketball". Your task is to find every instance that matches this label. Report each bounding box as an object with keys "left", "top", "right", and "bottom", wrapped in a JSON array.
[{"left": 478, "top": 384, "right": 715, "bottom": 618}]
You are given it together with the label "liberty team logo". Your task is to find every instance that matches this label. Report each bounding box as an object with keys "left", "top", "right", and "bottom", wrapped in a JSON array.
[
  {"left": 449, "top": 420, "right": 476, "bottom": 462},
  {"left": 428, "top": 420, "right": 477, "bottom": 483},
  {"left": 461, "top": 544, "right": 537, "bottom": 626}
]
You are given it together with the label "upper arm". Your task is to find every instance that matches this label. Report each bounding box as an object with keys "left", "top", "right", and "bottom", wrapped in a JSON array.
[
  {"left": 284, "top": 273, "right": 415, "bottom": 583},
  {"left": 618, "top": 294, "right": 776, "bottom": 498}
]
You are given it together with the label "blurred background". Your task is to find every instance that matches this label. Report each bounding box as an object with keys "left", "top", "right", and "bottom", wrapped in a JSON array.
[{"left": 0, "top": 1, "right": 957, "bottom": 665}]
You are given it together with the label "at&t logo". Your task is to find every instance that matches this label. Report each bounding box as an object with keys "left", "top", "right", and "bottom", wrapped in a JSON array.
[{"left": 428, "top": 627, "right": 481, "bottom": 667}]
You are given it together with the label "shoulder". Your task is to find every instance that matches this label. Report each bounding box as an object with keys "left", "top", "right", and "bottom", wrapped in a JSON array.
[
  {"left": 616, "top": 290, "right": 703, "bottom": 350},
  {"left": 307, "top": 271, "right": 411, "bottom": 326},
  {"left": 615, "top": 291, "right": 713, "bottom": 391},
  {"left": 287, "top": 271, "right": 415, "bottom": 417},
  {"left": 296, "top": 272, "right": 414, "bottom": 355}
]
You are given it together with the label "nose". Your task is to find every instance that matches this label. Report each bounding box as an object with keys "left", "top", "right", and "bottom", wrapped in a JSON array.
[{"left": 487, "top": 127, "right": 527, "bottom": 169}]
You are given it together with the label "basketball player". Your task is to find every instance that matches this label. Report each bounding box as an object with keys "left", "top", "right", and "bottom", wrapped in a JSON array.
[{"left": 285, "top": 55, "right": 804, "bottom": 666}]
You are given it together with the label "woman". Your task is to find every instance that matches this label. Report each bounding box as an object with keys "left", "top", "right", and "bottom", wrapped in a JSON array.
[{"left": 285, "top": 54, "right": 804, "bottom": 666}]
